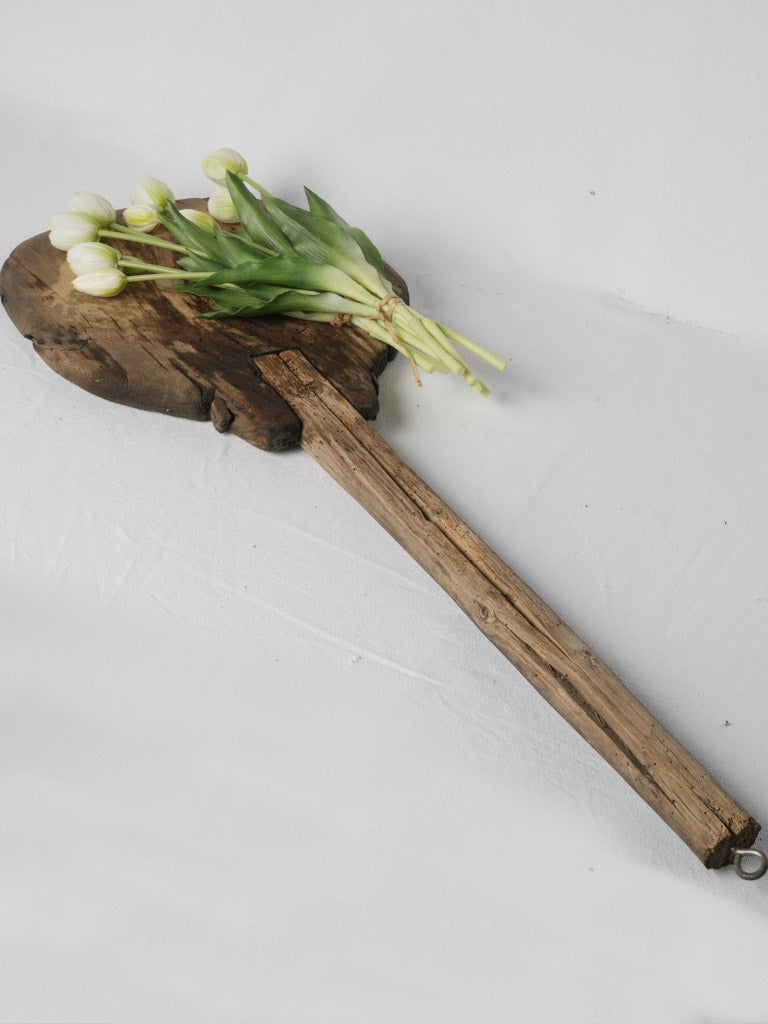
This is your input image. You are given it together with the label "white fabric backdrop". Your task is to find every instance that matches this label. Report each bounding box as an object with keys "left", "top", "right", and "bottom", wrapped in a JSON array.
[{"left": 1, "top": 3, "right": 767, "bottom": 1022}]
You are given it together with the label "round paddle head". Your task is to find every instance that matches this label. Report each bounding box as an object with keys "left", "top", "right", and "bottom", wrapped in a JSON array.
[{"left": 0, "top": 200, "right": 408, "bottom": 451}]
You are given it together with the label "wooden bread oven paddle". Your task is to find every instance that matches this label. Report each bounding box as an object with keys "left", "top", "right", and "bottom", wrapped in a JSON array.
[{"left": 2, "top": 202, "right": 765, "bottom": 879}]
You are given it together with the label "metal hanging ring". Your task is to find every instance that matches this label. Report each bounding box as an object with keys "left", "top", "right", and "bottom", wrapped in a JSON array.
[{"left": 731, "top": 848, "right": 768, "bottom": 881}]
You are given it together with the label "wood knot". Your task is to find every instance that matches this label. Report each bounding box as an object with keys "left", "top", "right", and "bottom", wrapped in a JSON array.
[{"left": 210, "top": 396, "right": 234, "bottom": 433}]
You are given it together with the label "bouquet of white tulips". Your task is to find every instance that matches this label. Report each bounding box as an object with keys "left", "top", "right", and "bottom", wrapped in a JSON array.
[{"left": 50, "top": 148, "right": 506, "bottom": 394}]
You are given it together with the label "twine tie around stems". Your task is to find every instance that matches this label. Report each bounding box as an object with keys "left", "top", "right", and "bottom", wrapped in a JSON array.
[{"left": 332, "top": 293, "right": 421, "bottom": 386}]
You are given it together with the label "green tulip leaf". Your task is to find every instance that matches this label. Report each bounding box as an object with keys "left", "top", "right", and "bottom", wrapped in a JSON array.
[
  {"left": 225, "top": 173, "right": 296, "bottom": 255},
  {"left": 304, "top": 187, "right": 386, "bottom": 276}
]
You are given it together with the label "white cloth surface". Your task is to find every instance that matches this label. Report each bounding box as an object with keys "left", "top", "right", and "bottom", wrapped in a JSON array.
[{"left": 1, "top": 3, "right": 768, "bottom": 1022}]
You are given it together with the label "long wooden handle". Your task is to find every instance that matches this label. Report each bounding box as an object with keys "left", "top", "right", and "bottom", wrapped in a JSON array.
[{"left": 255, "top": 348, "right": 760, "bottom": 869}]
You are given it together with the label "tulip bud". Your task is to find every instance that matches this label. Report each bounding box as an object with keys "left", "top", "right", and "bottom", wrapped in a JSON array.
[
  {"left": 207, "top": 186, "right": 239, "bottom": 223},
  {"left": 69, "top": 191, "right": 116, "bottom": 229},
  {"left": 123, "top": 203, "right": 161, "bottom": 232},
  {"left": 180, "top": 208, "right": 216, "bottom": 233},
  {"left": 72, "top": 268, "right": 128, "bottom": 297},
  {"left": 49, "top": 211, "right": 101, "bottom": 251},
  {"left": 201, "top": 147, "right": 248, "bottom": 186},
  {"left": 130, "top": 176, "right": 175, "bottom": 210},
  {"left": 66, "top": 242, "right": 120, "bottom": 276}
]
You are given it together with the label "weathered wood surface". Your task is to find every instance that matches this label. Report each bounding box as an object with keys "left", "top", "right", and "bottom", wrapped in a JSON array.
[
  {"left": 1, "top": 213, "right": 760, "bottom": 869},
  {"left": 257, "top": 348, "right": 760, "bottom": 869},
  {"left": 0, "top": 200, "right": 407, "bottom": 451}
]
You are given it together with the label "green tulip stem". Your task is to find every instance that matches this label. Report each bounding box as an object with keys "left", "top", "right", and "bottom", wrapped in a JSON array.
[
  {"left": 119, "top": 257, "right": 185, "bottom": 275},
  {"left": 434, "top": 320, "right": 507, "bottom": 372},
  {"left": 100, "top": 227, "right": 190, "bottom": 255},
  {"left": 124, "top": 270, "right": 210, "bottom": 284},
  {"left": 241, "top": 175, "right": 271, "bottom": 197}
]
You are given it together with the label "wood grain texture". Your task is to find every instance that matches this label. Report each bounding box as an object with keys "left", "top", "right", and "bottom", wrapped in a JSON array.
[
  {"left": 256, "top": 348, "right": 760, "bottom": 869},
  {"left": 2, "top": 212, "right": 760, "bottom": 870},
  {"left": 0, "top": 200, "right": 408, "bottom": 451}
]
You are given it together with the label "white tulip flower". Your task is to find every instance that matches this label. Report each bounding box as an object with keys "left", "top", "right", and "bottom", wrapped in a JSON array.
[
  {"left": 123, "top": 203, "right": 161, "bottom": 232},
  {"left": 130, "top": 176, "right": 175, "bottom": 210},
  {"left": 201, "top": 147, "right": 248, "bottom": 186},
  {"left": 66, "top": 242, "right": 120, "bottom": 276},
  {"left": 69, "top": 191, "right": 116, "bottom": 228},
  {"left": 180, "top": 208, "right": 216, "bottom": 233},
  {"left": 49, "top": 211, "right": 101, "bottom": 251},
  {"left": 72, "top": 268, "right": 128, "bottom": 297},
  {"left": 207, "top": 186, "right": 239, "bottom": 223}
]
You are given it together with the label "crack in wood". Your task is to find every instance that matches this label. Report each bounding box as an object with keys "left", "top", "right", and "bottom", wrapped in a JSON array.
[
  {"left": 167, "top": 355, "right": 215, "bottom": 407},
  {"left": 550, "top": 666, "right": 676, "bottom": 803}
]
